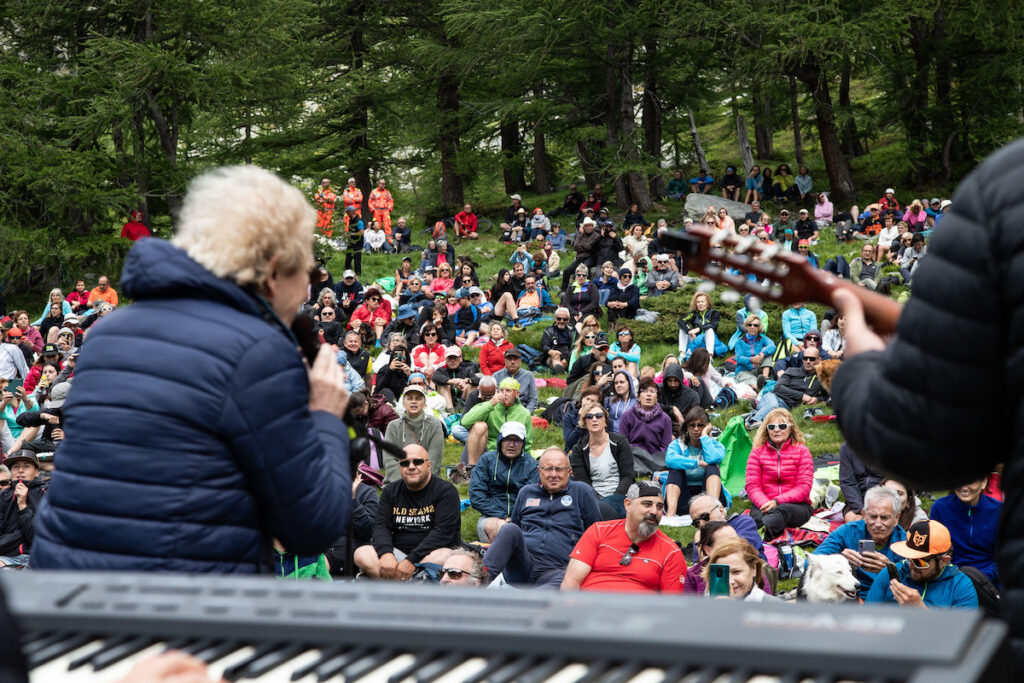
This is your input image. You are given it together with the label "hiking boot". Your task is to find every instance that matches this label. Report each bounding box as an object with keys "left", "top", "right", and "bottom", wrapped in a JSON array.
[
  {"left": 449, "top": 463, "right": 472, "bottom": 486},
  {"left": 512, "top": 320, "right": 524, "bottom": 330}
]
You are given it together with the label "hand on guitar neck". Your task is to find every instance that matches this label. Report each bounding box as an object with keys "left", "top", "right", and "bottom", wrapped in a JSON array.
[{"left": 663, "top": 225, "right": 902, "bottom": 344}]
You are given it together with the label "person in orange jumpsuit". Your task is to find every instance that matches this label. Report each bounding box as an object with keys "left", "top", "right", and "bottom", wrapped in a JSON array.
[
  {"left": 342, "top": 177, "right": 363, "bottom": 231},
  {"left": 313, "top": 178, "right": 337, "bottom": 237},
  {"left": 368, "top": 178, "right": 394, "bottom": 241}
]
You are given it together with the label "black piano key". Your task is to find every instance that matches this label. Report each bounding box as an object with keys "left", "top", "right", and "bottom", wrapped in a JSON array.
[
  {"left": 179, "top": 638, "right": 218, "bottom": 656},
  {"left": 517, "top": 658, "right": 567, "bottom": 683},
  {"left": 387, "top": 650, "right": 438, "bottom": 683},
  {"left": 92, "top": 635, "right": 155, "bottom": 671},
  {"left": 23, "top": 632, "right": 66, "bottom": 656},
  {"left": 195, "top": 640, "right": 244, "bottom": 665},
  {"left": 603, "top": 661, "right": 643, "bottom": 683},
  {"left": 291, "top": 646, "right": 342, "bottom": 681},
  {"left": 222, "top": 642, "right": 284, "bottom": 682},
  {"left": 412, "top": 651, "right": 465, "bottom": 683},
  {"left": 245, "top": 643, "right": 307, "bottom": 679},
  {"left": 346, "top": 649, "right": 397, "bottom": 683},
  {"left": 572, "top": 659, "right": 611, "bottom": 683},
  {"left": 488, "top": 655, "right": 537, "bottom": 683},
  {"left": 690, "top": 668, "right": 718, "bottom": 683},
  {"left": 28, "top": 634, "right": 94, "bottom": 669},
  {"left": 315, "top": 646, "right": 369, "bottom": 682},
  {"left": 461, "top": 654, "right": 511, "bottom": 683},
  {"left": 68, "top": 635, "right": 131, "bottom": 670},
  {"left": 161, "top": 637, "right": 195, "bottom": 653},
  {"left": 658, "top": 664, "right": 689, "bottom": 683}
]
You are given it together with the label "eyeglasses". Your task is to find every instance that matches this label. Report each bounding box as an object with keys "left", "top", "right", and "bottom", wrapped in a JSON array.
[
  {"left": 908, "top": 555, "right": 938, "bottom": 569},
  {"left": 745, "top": 323, "right": 761, "bottom": 328},
  {"left": 423, "top": 331, "right": 437, "bottom": 337},
  {"left": 687, "top": 423, "right": 708, "bottom": 430},
  {"left": 555, "top": 317, "right": 569, "bottom": 322},
  {"left": 0, "top": 479, "right": 10, "bottom": 488},
  {"left": 539, "top": 466, "right": 570, "bottom": 474},
  {"left": 619, "top": 543, "right": 641, "bottom": 566},
  {"left": 620, "top": 273, "right": 631, "bottom": 278},
  {"left": 398, "top": 458, "right": 427, "bottom": 468},
  {"left": 441, "top": 568, "right": 474, "bottom": 580},
  {"left": 584, "top": 412, "right": 605, "bottom": 420},
  {"left": 576, "top": 272, "right": 587, "bottom": 277},
  {"left": 368, "top": 297, "right": 380, "bottom": 302},
  {"left": 766, "top": 423, "right": 790, "bottom": 431},
  {"left": 321, "top": 311, "right": 335, "bottom": 317}
]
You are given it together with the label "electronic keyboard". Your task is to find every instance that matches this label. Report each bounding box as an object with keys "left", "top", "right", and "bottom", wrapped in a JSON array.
[{"left": 1, "top": 571, "right": 1009, "bottom": 682}]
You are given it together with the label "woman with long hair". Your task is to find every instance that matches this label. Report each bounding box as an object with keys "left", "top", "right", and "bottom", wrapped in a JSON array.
[
  {"left": 488, "top": 269, "right": 524, "bottom": 328},
  {"left": 679, "top": 291, "right": 724, "bottom": 358},
  {"left": 703, "top": 540, "right": 780, "bottom": 601},
  {"left": 617, "top": 378, "right": 673, "bottom": 476},
  {"left": 681, "top": 348, "right": 731, "bottom": 407},
  {"left": 39, "top": 303, "right": 65, "bottom": 342},
  {"left": 622, "top": 223, "right": 650, "bottom": 262},
  {"left": 604, "top": 370, "right": 636, "bottom": 433},
  {"left": 410, "top": 323, "right": 446, "bottom": 372},
  {"left": 665, "top": 405, "right": 725, "bottom": 516},
  {"left": 569, "top": 316, "right": 601, "bottom": 369},
  {"left": 568, "top": 405, "right": 634, "bottom": 518},
  {"left": 746, "top": 408, "right": 814, "bottom": 539},
  {"left": 717, "top": 207, "right": 736, "bottom": 236},
  {"left": 608, "top": 326, "right": 641, "bottom": 375},
  {"left": 744, "top": 165, "right": 763, "bottom": 205}
]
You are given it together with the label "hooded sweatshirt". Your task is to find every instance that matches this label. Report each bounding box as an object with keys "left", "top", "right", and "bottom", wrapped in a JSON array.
[
  {"left": 658, "top": 364, "right": 699, "bottom": 420},
  {"left": 469, "top": 435, "right": 541, "bottom": 518},
  {"left": 814, "top": 192, "right": 834, "bottom": 223}
]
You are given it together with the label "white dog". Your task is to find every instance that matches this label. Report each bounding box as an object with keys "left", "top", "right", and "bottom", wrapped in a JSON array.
[{"left": 796, "top": 554, "right": 860, "bottom": 603}]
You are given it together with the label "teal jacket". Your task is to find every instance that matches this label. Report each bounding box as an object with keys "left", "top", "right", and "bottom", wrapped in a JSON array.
[{"left": 866, "top": 561, "right": 979, "bottom": 609}]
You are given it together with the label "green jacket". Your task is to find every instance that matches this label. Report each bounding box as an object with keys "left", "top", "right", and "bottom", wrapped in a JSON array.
[{"left": 461, "top": 399, "right": 534, "bottom": 452}]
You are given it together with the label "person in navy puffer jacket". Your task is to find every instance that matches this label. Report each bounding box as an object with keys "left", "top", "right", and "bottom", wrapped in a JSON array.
[{"left": 31, "top": 165, "right": 352, "bottom": 574}]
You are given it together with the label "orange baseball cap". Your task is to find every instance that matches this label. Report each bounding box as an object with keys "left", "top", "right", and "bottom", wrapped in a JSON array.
[{"left": 891, "top": 520, "right": 952, "bottom": 559}]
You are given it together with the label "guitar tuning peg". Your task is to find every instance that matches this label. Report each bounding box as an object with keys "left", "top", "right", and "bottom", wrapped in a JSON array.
[
  {"left": 720, "top": 289, "right": 741, "bottom": 304},
  {"left": 697, "top": 281, "right": 716, "bottom": 294},
  {"left": 759, "top": 245, "right": 782, "bottom": 262},
  {"left": 733, "top": 236, "right": 757, "bottom": 254}
]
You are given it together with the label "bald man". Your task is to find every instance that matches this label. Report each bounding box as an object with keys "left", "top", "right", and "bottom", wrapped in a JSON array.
[{"left": 360, "top": 444, "right": 462, "bottom": 579}]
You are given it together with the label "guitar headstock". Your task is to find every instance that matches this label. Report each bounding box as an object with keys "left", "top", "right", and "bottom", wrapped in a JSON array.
[{"left": 662, "top": 226, "right": 835, "bottom": 305}]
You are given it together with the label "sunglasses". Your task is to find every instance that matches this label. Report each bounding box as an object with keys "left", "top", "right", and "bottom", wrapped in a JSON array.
[
  {"left": 441, "top": 568, "right": 473, "bottom": 580},
  {"left": 690, "top": 511, "right": 713, "bottom": 528},
  {"left": 617, "top": 330, "right": 631, "bottom": 337},
  {"left": 398, "top": 458, "right": 427, "bottom": 468},
  {"left": 322, "top": 311, "right": 335, "bottom": 316},
  {"left": 0, "top": 479, "right": 10, "bottom": 488},
  {"left": 423, "top": 331, "right": 437, "bottom": 337},
  {"left": 908, "top": 555, "right": 938, "bottom": 569},
  {"left": 555, "top": 317, "right": 569, "bottom": 322},
  {"left": 620, "top": 273, "right": 632, "bottom": 278},
  {"left": 745, "top": 323, "right": 761, "bottom": 328},
  {"left": 766, "top": 423, "right": 790, "bottom": 431},
  {"left": 584, "top": 334, "right": 597, "bottom": 340},
  {"left": 803, "top": 356, "right": 820, "bottom": 361},
  {"left": 619, "top": 543, "right": 641, "bottom": 566},
  {"left": 368, "top": 297, "right": 381, "bottom": 302},
  {"left": 687, "top": 422, "right": 708, "bottom": 430},
  {"left": 584, "top": 412, "right": 605, "bottom": 420}
]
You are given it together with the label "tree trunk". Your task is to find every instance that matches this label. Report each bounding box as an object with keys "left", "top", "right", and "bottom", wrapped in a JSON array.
[
  {"left": 753, "top": 85, "right": 774, "bottom": 159},
  {"left": 500, "top": 117, "right": 526, "bottom": 195},
  {"left": 903, "top": 16, "right": 933, "bottom": 182},
  {"left": 932, "top": 6, "right": 956, "bottom": 174},
  {"left": 788, "top": 76, "right": 804, "bottom": 167},
  {"left": 533, "top": 126, "right": 552, "bottom": 195},
  {"left": 346, "top": 5, "right": 373, "bottom": 217},
  {"left": 793, "top": 61, "right": 856, "bottom": 206},
  {"left": 736, "top": 115, "right": 755, "bottom": 174},
  {"left": 575, "top": 140, "right": 601, "bottom": 188},
  {"left": 687, "top": 108, "right": 709, "bottom": 172},
  {"left": 838, "top": 58, "right": 865, "bottom": 159},
  {"left": 437, "top": 73, "right": 464, "bottom": 210},
  {"left": 642, "top": 38, "right": 665, "bottom": 200},
  {"left": 605, "top": 42, "right": 652, "bottom": 211}
]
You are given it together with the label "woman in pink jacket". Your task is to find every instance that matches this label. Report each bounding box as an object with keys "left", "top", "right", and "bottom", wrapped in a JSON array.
[{"left": 744, "top": 408, "right": 814, "bottom": 540}]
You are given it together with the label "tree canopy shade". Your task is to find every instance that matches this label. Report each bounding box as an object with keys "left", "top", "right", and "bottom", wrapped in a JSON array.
[{"left": 2, "top": 0, "right": 1023, "bottom": 285}]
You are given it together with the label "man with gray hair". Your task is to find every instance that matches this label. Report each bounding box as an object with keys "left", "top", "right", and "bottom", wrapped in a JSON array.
[
  {"left": 561, "top": 481, "right": 686, "bottom": 592},
  {"left": 540, "top": 307, "right": 574, "bottom": 373},
  {"left": 813, "top": 485, "right": 907, "bottom": 600},
  {"left": 439, "top": 549, "right": 486, "bottom": 586}
]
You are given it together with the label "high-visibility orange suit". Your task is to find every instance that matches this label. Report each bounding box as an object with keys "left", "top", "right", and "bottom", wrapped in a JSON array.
[
  {"left": 342, "top": 179, "right": 363, "bottom": 231},
  {"left": 313, "top": 183, "right": 337, "bottom": 237},
  {"left": 368, "top": 182, "right": 394, "bottom": 239}
]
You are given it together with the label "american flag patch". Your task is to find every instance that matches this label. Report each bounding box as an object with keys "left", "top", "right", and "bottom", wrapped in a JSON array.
[{"left": 525, "top": 498, "right": 541, "bottom": 507}]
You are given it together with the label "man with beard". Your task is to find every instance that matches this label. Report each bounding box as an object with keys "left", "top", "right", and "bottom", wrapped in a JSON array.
[{"left": 561, "top": 481, "right": 686, "bottom": 592}]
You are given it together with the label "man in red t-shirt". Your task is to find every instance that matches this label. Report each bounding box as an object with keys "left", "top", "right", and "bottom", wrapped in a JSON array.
[
  {"left": 454, "top": 203, "right": 479, "bottom": 240},
  {"left": 561, "top": 481, "right": 686, "bottom": 593}
]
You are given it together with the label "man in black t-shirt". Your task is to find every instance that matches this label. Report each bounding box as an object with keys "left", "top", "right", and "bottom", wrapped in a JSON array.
[{"left": 361, "top": 444, "right": 461, "bottom": 580}]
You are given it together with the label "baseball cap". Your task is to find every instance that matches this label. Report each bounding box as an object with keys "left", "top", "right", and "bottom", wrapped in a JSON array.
[
  {"left": 498, "top": 377, "right": 520, "bottom": 391},
  {"left": 396, "top": 304, "right": 416, "bottom": 320},
  {"left": 3, "top": 450, "right": 39, "bottom": 471},
  {"left": 6, "top": 327, "right": 23, "bottom": 338},
  {"left": 930, "top": 197, "right": 940, "bottom": 205},
  {"left": 940, "top": 200, "right": 952, "bottom": 210},
  {"left": 468, "top": 286, "right": 483, "bottom": 297},
  {"left": 456, "top": 287, "right": 472, "bottom": 299},
  {"left": 402, "top": 384, "right": 426, "bottom": 399},
  {"left": 345, "top": 205, "right": 357, "bottom": 212},
  {"left": 45, "top": 381, "right": 70, "bottom": 409},
  {"left": 445, "top": 346, "right": 462, "bottom": 358},
  {"left": 343, "top": 269, "right": 356, "bottom": 279},
  {"left": 884, "top": 187, "right": 895, "bottom": 194},
  {"left": 510, "top": 194, "right": 522, "bottom": 201},
  {"left": 42, "top": 344, "right": 59, "bottom": 356},
  {"left": 498, "top": 421, "right": 527, "bottom": 442},
  {"left": 628, "top": 481, "right": 663, "bottom": 499},
  {"left": 594, "top": 332, "right": 610, "bottom": 348},
  {"left": 798, "top": 208, "right": 808, "bottom": 214},
  {"left": 890, "top": 520, "right": 952, "bottom": 559},
  {"left": 57, "top": 328, "right": 74, "bottom": 337},
  {"left": 780, "top": 209, "right": 789, "bottom": 215},
  {"left": 504, "top": 347, "right": 522, "bottom": 359},
  {"left": 798, "top": 239, "right": 810, "bottom": 246}
]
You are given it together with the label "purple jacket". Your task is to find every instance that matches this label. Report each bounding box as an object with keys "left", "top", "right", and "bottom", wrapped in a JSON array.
[{"left": 618, "top": 404, "right": 673, "bottom": 454}]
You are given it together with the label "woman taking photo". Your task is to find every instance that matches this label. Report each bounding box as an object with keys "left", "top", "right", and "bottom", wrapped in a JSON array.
[
  {"left": 703, "top": 539, "right": 780, "bottom": 601},
  {"left": 665, "top": 406, "right": 725, "bottom": 517},
  {"left": 562, "top": 264, "right": 601, "bottom": 324},
  {"left": 617, "top": 378, "right": 673, "bottom": 476},
  {"left": 568, "top": 405, "right": 634, "bottom": 518},
  {"left": 383, "top": 384, "right": 444, "bottom": 484},
  {"left": 604, "top": 369, "right": 636, "bottom": 432},
  {"left": 745, "top": 408, "right": 814, "bottom": 539}
]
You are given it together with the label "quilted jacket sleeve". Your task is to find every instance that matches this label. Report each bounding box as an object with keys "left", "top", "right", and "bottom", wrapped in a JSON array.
[
  {"left": 832, "top": 140, "right": 1011, "bottom": 488},
  {"left": 220, "top": 335, "right": 351, "bottom": 555}
]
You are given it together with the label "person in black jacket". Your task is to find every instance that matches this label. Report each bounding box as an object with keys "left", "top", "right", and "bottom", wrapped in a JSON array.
[
  {"left": 342, "top": 330, "right": 371, "bottom": 379},
  {"left": 745, "top": 348, "right": 828, "bottom": 429},
  {"left": 540, "top": 308, "right": 574, "bottom": 373},
  {"left": 0, "top": 452, "right": 46, "bottom": 566},
  {"left": 606, "top": 268, "right": 640, "bottom": 324},
  {"left": 561, "top": 264, "right": 601, "bottom": 324},
  {"left": 679, "top": 291, "right": 722, "bottom": 358},
  {"left": 325, "top": 477, "right": 379, "bottom": 577},
  {"left": 792, "top": 208, "right": 818, "bottom": 249},
  {"left": 831, "top": 138, "right": 1024, "bottom": 664},
  {"left": 567, "top": 335, "right": 610, "bottom": 385},
  {"left": 360, "top": 444, "right": 461, "bottom": 580},
  {"left": 595, "top": 225, "right": 625, "bottom": 268},
  {"left": 562, "top": 219, "right": 601, "bottom": 288},
  {"left": 434, "top": 346, "right": 479, "bottom": 411},
  {"left": 838, "top": 442, "right": 884, "bottom": 522},
  {"left": 569, "top": 406, "right": 635, "bottom": 519},
  {"left": 658, "top": 363, "right": 700, "bottom": 427},
  {"left": 333, "top": 270, "right": 365, "bottom": 318}
]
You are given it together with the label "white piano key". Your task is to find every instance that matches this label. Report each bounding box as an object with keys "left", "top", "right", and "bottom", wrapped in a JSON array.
[
  {"left": 544, "top": 662, "right": 589, "bottom": 683},
  {"left": 97, "top": 641, "right": 171, "bottom": 682},
  {"left": 206, "top": 644, "right": 257, "bottom": 681},
  {"left": 29, "top": 638, "right": 104, "bottom": 683},
  {"left": 431, "top": 656, "right": 488, "bottom": 683},
  {"left": 627, "top": 667, "right": 669, "bottom": 683},
  {"left": 349, "top": 651, "right": 416, "bottom": 682},
  {"left": 259, "top": 647, "right": 324, "bottom": 683}
]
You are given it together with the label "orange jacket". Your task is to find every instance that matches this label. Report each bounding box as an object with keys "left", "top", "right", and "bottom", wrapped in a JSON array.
[
  {"left": 369, "top": 188, "right": 394, "bottom": 212},
  {"left": 342, "top": 186, "right": 363, "bottom": 209},
  {"left": 314, "top": 188, "right": 337, "bottom": 211}
]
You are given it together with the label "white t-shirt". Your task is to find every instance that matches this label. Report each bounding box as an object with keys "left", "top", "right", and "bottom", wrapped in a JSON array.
[{"left": 589, "top": 442, "right": 619, "bottom": 497}]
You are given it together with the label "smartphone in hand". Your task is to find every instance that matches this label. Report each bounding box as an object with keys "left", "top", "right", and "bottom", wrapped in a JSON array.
[
  {"left": 708, "top": 563, "right": 731, "bottom": 597},
  {"left": 858, "top": 539, "right": 875, "bottom": 555}
]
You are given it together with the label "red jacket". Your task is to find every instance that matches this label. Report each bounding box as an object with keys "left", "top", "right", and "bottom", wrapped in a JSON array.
[
  {"left": 479, "top": 338, "right": 513, "bottom": 375},
  {"left": 744, "top": 440, "right": 813, "bottom": 508},
  {"left": 66, "top": 291, "right": 90, "bottom": 312},
  {"left": 347, "top": 300, "right": 392, "bottom": 329}
]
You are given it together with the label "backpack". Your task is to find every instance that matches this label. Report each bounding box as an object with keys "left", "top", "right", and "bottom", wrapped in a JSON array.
[
  {"left": 516, "top": 343, "right": 544, "bottom": 371},
  {"left": 542, "top": 396, "right": 573, "bottom": 424},
  {"left": 713, "top": 386, "right": 737, "bottom": 409},
  {"left": 959, "top": 566, "right": 1001, "bottom": 618}
]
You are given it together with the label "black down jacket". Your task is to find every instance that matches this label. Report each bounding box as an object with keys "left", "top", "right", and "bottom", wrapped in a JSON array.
[{"left": 831, "top": 138, "right": 1024, "bottom": 665}]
